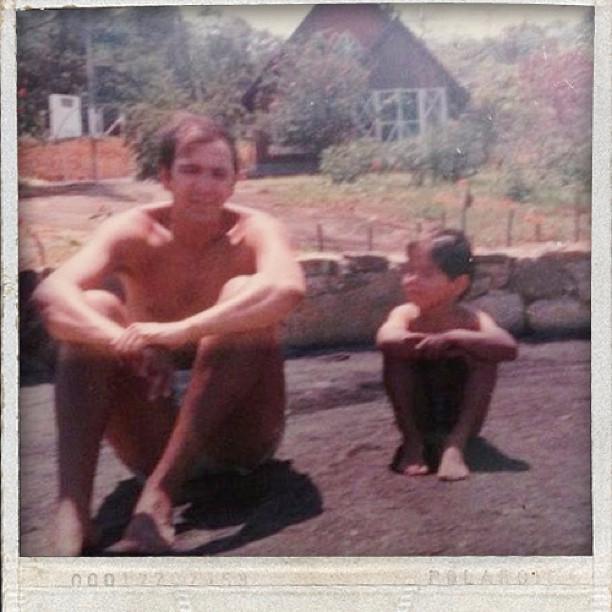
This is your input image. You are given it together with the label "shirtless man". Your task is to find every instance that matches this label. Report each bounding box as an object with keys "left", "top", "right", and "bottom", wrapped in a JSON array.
[{"left": 33, "top": 113, "right": 305, "bottom": 555}]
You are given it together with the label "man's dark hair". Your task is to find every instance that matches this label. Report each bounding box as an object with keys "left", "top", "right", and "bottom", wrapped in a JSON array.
[
  {"left": 428, "top": 229, "right": 474, "bottom": 282},
  {"left": 157, "top": 112, "right": 239, "bottom": 174}
]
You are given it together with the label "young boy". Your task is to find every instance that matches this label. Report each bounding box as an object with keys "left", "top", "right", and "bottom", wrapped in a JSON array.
[{"left": 376, "top": 229, "right": 517, "bottom": 481}]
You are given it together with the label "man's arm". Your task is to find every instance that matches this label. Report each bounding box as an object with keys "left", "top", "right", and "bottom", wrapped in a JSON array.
[
  {"left": 376, "top": 305, "right": 427, "bottom": 360},
  {"left": 32, "top": 214, "right": 135, "bottom": 350},
  {"left": 115, "top": 212, "right": 305, "bottom": 352}
]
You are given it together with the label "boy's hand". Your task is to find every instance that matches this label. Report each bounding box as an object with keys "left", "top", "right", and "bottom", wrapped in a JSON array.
[{"left": 415, "top": 332, "right": 463, "bottom": 359}]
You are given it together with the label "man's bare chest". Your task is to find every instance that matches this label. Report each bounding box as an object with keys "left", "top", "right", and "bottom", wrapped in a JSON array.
[{"left": 119, "top": 239, "right": 255, "bottom": 321}]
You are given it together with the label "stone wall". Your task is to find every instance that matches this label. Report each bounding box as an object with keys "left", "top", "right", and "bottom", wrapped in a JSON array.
[
  {"left": 18, "top": 246, "right": 590, "bottom": 381},
  {"left": 283, "top": 247, "right": 591, "bottom": 347}
]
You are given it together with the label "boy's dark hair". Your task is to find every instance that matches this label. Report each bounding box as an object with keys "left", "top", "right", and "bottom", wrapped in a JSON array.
[
  {"left": 428, "top": 229, "right": 474, "bottom": 283},
  {"left": 157, "top": 112, "right": 239, "bottom": 174}
]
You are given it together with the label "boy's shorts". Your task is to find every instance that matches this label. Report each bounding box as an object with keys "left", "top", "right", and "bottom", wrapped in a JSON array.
[{"left": 416, "top": 357, "right": 469, "bottom": 435}]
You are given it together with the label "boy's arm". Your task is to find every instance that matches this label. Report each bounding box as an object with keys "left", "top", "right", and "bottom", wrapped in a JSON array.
[
  {"left": 32, "top": 215, "right": 134, "bottom": 350},
  {"left": 114, "top": 213, "right": 305, "bottom": 354},
  {"left": 433, "top": 310, "right": 518, "bottom": 362},
  {"left": 376, "top": 305, "right": 427, "bottom": 360}
]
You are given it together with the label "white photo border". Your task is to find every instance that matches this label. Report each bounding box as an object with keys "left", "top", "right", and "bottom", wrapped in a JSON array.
[{"left": 2, "top": 1, "right": 610, "bottom": 610}]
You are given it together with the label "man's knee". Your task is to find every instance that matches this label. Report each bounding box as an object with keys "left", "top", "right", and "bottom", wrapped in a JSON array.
[
  {"left": 217, "top": 275, "right": 252, "bottom": 303},
  {"left": 83, "top": 290, "right": 126, "bottom": 324}
]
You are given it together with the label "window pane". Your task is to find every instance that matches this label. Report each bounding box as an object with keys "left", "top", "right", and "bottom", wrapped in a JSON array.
[{"left": 400, "top": 91, "right": 418, "bottom": 121}]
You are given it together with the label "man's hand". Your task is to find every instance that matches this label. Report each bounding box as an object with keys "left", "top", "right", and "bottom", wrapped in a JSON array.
[
  {"left": 130, "top": 346, "right": 175, "bottom": 402},
  {"left": 114, "top": 321, "right": 190, "bottom": 355}
]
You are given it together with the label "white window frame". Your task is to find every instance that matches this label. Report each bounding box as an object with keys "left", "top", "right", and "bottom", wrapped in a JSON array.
[{"left": 355, "top": 87, "right": 448, "bottom": 141}]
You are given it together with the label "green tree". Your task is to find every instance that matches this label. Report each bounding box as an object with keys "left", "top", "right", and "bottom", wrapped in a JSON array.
[
  {"left": 17, "top": 9, "right": 87, "bottom": 136},
  {"left": 256, "top": 33, "right": 370, "bottom": 154}
]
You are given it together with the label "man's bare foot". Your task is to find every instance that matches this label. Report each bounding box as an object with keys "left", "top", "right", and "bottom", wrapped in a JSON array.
[
  {"left": 54, "top": 500, "right": 98, "bottom": 556},
  {"left": 107, "top": 487, "right": 175, "bottom": 554},
  {"left": 392, "top": 442, "right": 430, "bottom": 477},
  {"left": 437, "top": 445, "right": 470, "bottom": 481}
]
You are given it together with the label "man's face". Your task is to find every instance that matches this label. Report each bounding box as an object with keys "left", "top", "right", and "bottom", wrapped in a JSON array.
[{"left": 160, "top": 138, "right": 236, "bottom": 221}]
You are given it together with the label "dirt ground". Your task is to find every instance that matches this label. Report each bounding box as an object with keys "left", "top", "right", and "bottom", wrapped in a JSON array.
[
  {"left": 18, "top": 177, "right": 414, "bottom": 267},
  {"left": 18, "top": 177, "right": 590, "bottom": 271},
  {"left": 20, "top": 340, "right": 591, "bottom": 557}
]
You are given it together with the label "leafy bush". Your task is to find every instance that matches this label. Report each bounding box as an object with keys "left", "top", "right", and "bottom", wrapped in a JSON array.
[
  {"left": 501, "top": 167, "right": 533, "bottom": 202},
  {"left": 319, "top": 138, "right": 382, "bottom": 183},
  {"left": 320, "top": 114, "right": 491, "bottom": 185}
]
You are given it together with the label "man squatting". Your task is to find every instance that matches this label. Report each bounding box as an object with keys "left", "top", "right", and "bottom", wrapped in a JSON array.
[{"left": 34, "top": 113, "right": 306, "bottom": 555}]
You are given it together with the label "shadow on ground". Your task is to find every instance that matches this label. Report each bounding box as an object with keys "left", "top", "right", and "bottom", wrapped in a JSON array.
[
  {"left": 466, "top": 437, "right": 530, "bottom": 473},
  {"left": 91, "top": 459, "right": 323, "bottom": 556}
]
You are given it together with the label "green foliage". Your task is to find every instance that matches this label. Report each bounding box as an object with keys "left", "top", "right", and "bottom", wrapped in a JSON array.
[
  {"left": 17, "top": 7, "right": 280, "bottom": 179},
  {"left": 319, "top": 139, "right": 382, "bottom": 183},
  {"left": 501, "top": 167, "right": 533, "bottom": 202},
  {"left": 17, "top": 9, "right": 88, "bottom": 137},
  {"left": 320, "top": 112, "right": 492, "bottom": 185},
  {"left": 431, "top": 19, "right": 593, "bottom": 199},
  {"left": 257, "top": 33, "right": 369, "bottom": 154}
]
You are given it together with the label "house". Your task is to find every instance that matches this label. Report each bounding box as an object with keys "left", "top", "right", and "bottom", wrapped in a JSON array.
[{"left": 243, "top": 4, "right": 469, "bottom": 176}]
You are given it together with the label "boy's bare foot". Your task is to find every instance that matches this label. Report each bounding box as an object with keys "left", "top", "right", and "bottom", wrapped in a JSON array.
[
  {"left": 392, "top": 442, "right": 430, "bottom": 477},
  {"left": 402, "top": 462, "right": 430, "bottom": 476},
  {"left": 437, "top": 445, "right": 470, "bottom": 481},
  {"left": 54, "top": 500, "right": 99, "bottom": 556},
  {"left": 107, "top": 487, "right": 174, "bottom": 554}
]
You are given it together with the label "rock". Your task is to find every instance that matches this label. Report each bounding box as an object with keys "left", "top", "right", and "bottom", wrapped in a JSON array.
[
  {"left": 298, "top": 253, "right": 343, "bottom": 277},
  {"left": 512, "top": 256, "right": 575, "bottom": 302},
  {"left": 284, "top": 273, "right": 403, "bottom": 347},
  {"left": 565, "top": 258, "right": 590, "bottom": 303},
  {"left": 467, "top": 291, "right": 525, "bottom": 335},
  {"left": 465, "top": 272, "right": 491, "bottom": 300},
  {"left": 526, "top": 297, "right": 590, "bottom": 335},
  {"left": 343, "top": 253, "right": 389, "bottom": 273},
  {"left": 473, "top": 254, "right": 513, "bottom": 290}
]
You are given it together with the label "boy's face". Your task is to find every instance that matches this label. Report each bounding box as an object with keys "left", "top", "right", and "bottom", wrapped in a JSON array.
[
  {"left": 402, "top": 241, "right": 468, "bottom": 310},
  {"left": 160, "top": 138, "right": 236, "bottom": 222}
]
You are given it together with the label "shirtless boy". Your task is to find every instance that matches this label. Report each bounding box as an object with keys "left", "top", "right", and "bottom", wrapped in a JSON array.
[
  {"left": 33, "top": 113, "right": 305, "bottom": 554},
  {"left": 376, "top": 229, "right": 517, "bottom": 481}
]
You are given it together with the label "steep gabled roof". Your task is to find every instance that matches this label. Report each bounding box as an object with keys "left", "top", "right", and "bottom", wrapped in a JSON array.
[
  {"left": 242, "top": 4, "right": 468, "bottom": 115},
  {"left": 367, "top": 18, "right": 469, "bottom": 113},
  {"left": 287, "top": 3, "right": 390, "bottom": 50}
]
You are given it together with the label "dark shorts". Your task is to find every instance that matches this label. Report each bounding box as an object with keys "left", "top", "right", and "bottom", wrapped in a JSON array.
[{"left": 414, "top": 357, "right": 469, "bottom": 435}]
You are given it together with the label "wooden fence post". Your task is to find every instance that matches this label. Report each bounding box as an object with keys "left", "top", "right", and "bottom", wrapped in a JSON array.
[
  {"left": 316, "top": 223, "right": 324, "bottom": 251},
  {"left": 574, "top": 205, "right": 581, "bottom": 242},
  {"left": 506, "top": 208, "right": 515, "bottom": 247},
  {"left": 460, "top": 207, "right": 468, "bottom": 233},
  {"left": 535, "top": 223, "right": 542, "bottom": 242}
]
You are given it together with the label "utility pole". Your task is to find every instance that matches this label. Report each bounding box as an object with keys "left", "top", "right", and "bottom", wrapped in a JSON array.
[{"left": 85, "top": 14, "right": 99, "bottom": 182}]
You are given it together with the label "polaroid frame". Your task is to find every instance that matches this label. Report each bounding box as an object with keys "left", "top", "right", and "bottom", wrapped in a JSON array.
[{"left": 2, "top": 0, "right": 610, "bottom": 610}]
